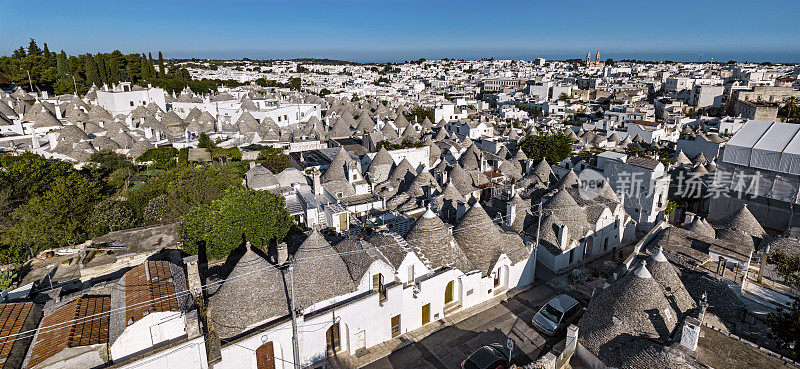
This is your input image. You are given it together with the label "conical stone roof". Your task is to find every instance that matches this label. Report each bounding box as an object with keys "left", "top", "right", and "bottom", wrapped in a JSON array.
[{"left": 210, "top": 245, "right": 288, "bottom": 339}]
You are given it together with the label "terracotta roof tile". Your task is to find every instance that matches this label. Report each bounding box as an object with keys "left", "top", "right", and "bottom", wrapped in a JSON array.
[
  {"left": 29, "top": 297, "right": 109, "bottom": 368},
  {"left": 0, "top": 302, "right": 32, "bottom": 368},
  {"left": 125, "top": 261, "right": 178, "bottom": 325}
]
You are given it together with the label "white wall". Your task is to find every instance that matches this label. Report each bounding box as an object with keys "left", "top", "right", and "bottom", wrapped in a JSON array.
[
  {"left": 116, "top": 337, "right": 208, "bottom": 369},
  {"left": 215, "top": 253, "right": 535, "bottom": 369},
  {"left": 110, "top": 311, "right": 186, "bottom": 361}
]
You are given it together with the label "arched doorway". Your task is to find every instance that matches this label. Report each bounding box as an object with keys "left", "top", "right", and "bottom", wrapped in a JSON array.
[
  {"left": 326, "top": 322, "right": 341, "bottom": 354},
  {"left": 444, "top": 280, "right": 454, "bottom": 304},
  {"left": 256, "top": 342, "right": 276, "bottom": 369}
]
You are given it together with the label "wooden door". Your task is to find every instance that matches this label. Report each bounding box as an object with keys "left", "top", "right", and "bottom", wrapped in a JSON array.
[
  {"left": 326, "top": 322, "right": 341, "bottom": 353},
  {"left": 255, "top": 342, "right": 275, "bottom": 369},
  {"left": 422, "top": 304, "right": 431, "bottom": 325},
  {"left": 391, "top": 315, "right": 401, "bottom": 337},
  {"left": 444, "top": 281, "right": 454, "bottom": 304}
]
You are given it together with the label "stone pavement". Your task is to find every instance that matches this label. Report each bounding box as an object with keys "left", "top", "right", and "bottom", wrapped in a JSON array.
[{"left": 323, "top": 284, "right": 559, "bottom": 369}]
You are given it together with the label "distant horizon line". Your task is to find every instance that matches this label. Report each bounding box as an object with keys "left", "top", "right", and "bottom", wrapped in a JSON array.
[
  {"left": 161, "top": 55, "right": 800, "bottom": 65},
  {"left": 5, "top": 46, "right": 799, "bottom": 64}
]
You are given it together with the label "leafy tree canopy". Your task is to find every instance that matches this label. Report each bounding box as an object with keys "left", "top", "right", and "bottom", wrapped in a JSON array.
[
  {"left": 519, "top": 133, "right": 574, "bottom": 164},
  {"left": 179, "top": 185, "right": 293, "bottom": 260}
]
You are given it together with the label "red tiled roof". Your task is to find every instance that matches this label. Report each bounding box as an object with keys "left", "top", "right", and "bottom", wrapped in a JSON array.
[
  {"left": 29, "top": 297, "right": 110, "bottom": 368},
  {"left": 125, "top": 261, "right": 178, "bottom": 325},
  {"left": 634, "top": 120, "right": 660, "bottom": 127},
  {"left": 0, "top": 302, "right": 33, "bottom": 369}
]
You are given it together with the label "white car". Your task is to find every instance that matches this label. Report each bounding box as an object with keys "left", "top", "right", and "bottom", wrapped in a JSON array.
[{"left": 531, "top": 294, "right": 581, "bottom": 336}]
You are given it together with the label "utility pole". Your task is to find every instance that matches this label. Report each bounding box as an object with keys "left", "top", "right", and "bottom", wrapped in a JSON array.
[
  {"left": 535, "top": 200, "right": 542, "bottom": 254},
  {"left": 288, "top": 261, "right": 301, "bottom": 369}
]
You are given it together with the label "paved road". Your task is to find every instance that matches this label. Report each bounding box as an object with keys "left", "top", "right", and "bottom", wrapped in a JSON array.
[{"left": 362, "top": 285, "right": 561, "bottom": 369}]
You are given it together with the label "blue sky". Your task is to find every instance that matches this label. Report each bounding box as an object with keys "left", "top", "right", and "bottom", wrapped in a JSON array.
[{"left": 2, "top": 0, "right": 798, "bottom": 62}]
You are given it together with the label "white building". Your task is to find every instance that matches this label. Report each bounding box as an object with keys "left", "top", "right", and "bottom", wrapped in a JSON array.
[
  {"left": 96, "top": 82, "right": 167, "bottom": 116},
  {"left": 605, "top": 156, "right": 671, "bottom": 231}
]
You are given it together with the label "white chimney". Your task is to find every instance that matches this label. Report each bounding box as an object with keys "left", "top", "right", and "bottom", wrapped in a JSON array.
[
  {"left": 277, "top": 242, "right": 288, "bottom": 265},
  {"left": 313, "top": 169, "right": 323, "bottom": 196},
  {"left": 506, "top": 203, "right": 517, "bottom": 227},
  {"left": 558, "top": 224, "right": 569, "bottom": 247},
  {"left": 31, "top": 131, "right": 40, "bottom": 149},
  {"left": 680, "top": 317, "right": 701, "bottom": 351}
]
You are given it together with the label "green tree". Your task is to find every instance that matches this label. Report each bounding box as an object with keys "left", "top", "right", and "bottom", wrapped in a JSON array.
[
  {"left": 0, "top": 152, "right": 73, "bottom": 206},
  {"left": 519, "top": 133, "right": 574, "bottom": 164},
  {"left": 198, "top": 132, "right": 214, "bottom": 149},
  {"left": 558, "top": 92, "right": 571, "bottom": 103},
  {"left": 85, "top": 54, "right": 101, "bottom": 87},
  {"left": 12, "top": 47, "right": 25, "bottom": 59},
  {"left": 56, "top": 50, "right": 68, "bottom": 75},
  {"left": 137, "top": 147, "right": 178, "bottom": 170},
  {"left": 140, "top": 53, "right": 151, "bottom": 80},
  {"left": 179, "top": 185, "right": 293, "bottom": 259},
  {"left": 158, "top": 51, "right": 165, "bottom": 76},
  {"left": 26, "top": 39, "right": 42, "bottom": 56},
  {"left": 767, "top": 298, "right": 800, "bottom": 359},
  {"left": 8, "top": 173, "right": 103, "bottom": 255},
  {"left": 89, "top": 199, "right": 137, "bottom": 235},
  {"left": 257, "top": 147, "right": 290, "bottom": 174},
  {"left": 768, "top": 250, "right": 800, "bottom": 289},
  {"left": 290, "top": 77, "right": 302, "bottom": 91},
  {"left": 127, "top": 166, "right": 239, "bottom": 223},
  {"left": 88, "top": 150, "right": 131, "bottom": 177}
]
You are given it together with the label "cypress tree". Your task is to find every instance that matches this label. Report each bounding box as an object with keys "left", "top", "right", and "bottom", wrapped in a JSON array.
[
  {"left": 57, "top": 51, "right": 68, "bottom": 75},
  {"left": 96, "top": 55, "right": 109, "bottom": 85},
  {"left": 42, "top": 43, "right": 51, "bottom": 57},
  {"left": 140, "top": 54, "right": 151, "bottom": 80},
  {"left": 148, "top": 53, "right": 157, "bottom": 79},
  {"left": 13, "top": 47, "right": 26, "bottom": 58},
  {"left": 85, "top": 54, "right": 101, "bottom": 87},
  {"left": 27, "top": 39, "right": 42, "bottom": 56},
  {"left": 158, "top": 51, "right": 165, "bottom": 76}
]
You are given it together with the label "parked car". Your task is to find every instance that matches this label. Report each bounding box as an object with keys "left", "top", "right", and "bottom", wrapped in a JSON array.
[
  {"left": 531, "top": 294, "right": 582, "bottom": 336},
  {"left": 461, "top": 343, "right": 511, "bottom": 369}
]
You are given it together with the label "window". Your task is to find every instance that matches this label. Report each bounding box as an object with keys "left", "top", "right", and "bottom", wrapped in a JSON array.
[
  {"left": 129, "top": 101, "right": 134, "bottom": 106},
  {"left": 407, "top": 265, "right": 414, "bottom": 284},
  {"left": 493, "top": 271, "right": 501, "bottom": 287},
  {"left": 391, "top": 315, "right": 401, "bottom": 337},
  {"left": 373, "top": 274, "right": 386, "bottom": 302}
]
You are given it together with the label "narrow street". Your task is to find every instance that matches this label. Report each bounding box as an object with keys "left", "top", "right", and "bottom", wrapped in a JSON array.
[{"left": 360, "top": 285, "right": 561, "bottom": 369}]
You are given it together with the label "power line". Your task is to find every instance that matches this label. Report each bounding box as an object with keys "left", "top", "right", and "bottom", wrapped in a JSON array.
[{"left": 0, "top": 209, "right": 523, "bottom": 346}]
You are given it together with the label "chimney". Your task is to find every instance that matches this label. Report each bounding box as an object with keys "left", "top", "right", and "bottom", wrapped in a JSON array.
[
  {"left": 680, "top": 317, "right": 702, "bottom": 351},
  {"left": 313, "top": 169, "right": 323, "bottom": 196},
  {"left": 183, "top": 255, "right": 202, "bottom": 299},
  {"left": 48, "top": 132, "right": 57, "bottom": 148},
  {"left": 558, "top": 224, "right": 569, "bottom": 247},
  {"left": 54, "top": 99, "right": 62, "bottom": 119},
  {"left": 31, "top": 131, "right": 40, "bottom": 149},
  {"left": 277, "top": 242, "right": 288, "bottom": 265},
  {"left": 456, "top": 200, "right": 466, "bottom": 219},
  {"left": 566, "top": 324, "right": 579, "bottom": 353},
  {"left": 506, "top": 203, "right": 517, "bottom": 227}
]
